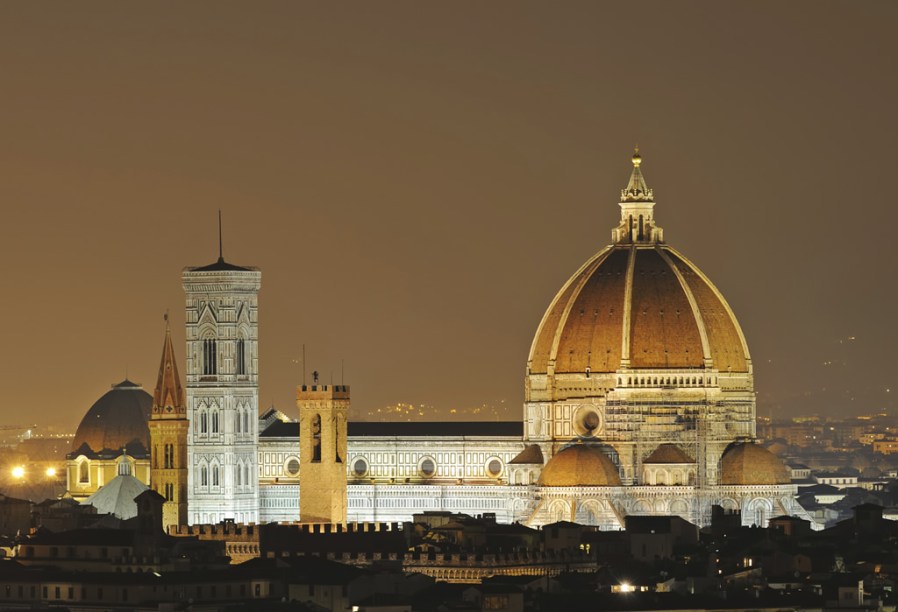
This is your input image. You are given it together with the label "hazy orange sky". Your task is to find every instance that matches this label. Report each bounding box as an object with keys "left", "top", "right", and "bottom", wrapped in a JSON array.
[{"left": 1, "top": 2, "right": 896, "bottom": 429}]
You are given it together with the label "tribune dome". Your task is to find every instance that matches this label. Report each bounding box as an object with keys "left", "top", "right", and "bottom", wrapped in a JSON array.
[
  {"left": 70, "top": 380, "right": 152, "bottom": 457},
  {"left": 719, "top": 442, "right": 790, "bottom": 485},
  {"left": 538, "top": 444, "right": 622, "bottom": 487},
  {"left": 527, "top": 152, "right": 750, "bottom": 377}
]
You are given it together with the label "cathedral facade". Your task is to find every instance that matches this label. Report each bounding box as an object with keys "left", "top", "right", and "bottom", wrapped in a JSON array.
[{"left": 68, "top": 152, "right": 806, "bottom": 530}]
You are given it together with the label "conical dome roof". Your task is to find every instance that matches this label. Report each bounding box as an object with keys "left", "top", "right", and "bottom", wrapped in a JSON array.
[{"left": 80, "top": 457, "right": 149, "bottom": 520}]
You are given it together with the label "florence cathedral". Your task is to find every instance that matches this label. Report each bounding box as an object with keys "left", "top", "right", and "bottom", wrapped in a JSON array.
[{"left": 65, "top": 151, "right": 810, "bottom": 530}]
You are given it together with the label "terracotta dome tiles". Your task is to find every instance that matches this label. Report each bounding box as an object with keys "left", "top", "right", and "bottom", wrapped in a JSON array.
[
  {"left": 667, "top": 250, "right": 748, "bottom": 373},
  {"left": 555, "top": 248, "right": 628, "bottom": 373},
  {"left": 528, "top": 245, "right": 750, "bottom": 375},
  {"left": 629, "top": 249, "right": 703, "bottom": 368}
]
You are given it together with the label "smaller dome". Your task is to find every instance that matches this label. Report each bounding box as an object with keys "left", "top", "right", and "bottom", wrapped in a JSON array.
[
  {"left": 719, "top": 442, "right": 790, "bottom": 485},
  {"left": 539, "top": 445, "right": 621, "bottom": 487},
  {"left": 644, "top": 444, "right": 693, "bottom": 464},
  {"left": 71, "top": 380, "right": 152, "bottom": 457}
]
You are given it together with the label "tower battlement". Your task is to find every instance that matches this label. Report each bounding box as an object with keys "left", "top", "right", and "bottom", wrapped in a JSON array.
[{"left": 297, "top": 384, "right": 350, "bottom": 400}]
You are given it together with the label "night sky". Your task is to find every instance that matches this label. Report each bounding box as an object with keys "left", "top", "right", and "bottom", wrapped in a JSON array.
[{"left": 2, "top": 2, "right": 896, "bottom": 429}]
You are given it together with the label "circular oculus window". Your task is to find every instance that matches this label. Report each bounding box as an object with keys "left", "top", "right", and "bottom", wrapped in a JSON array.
[
  {"left": 352, "top": 458, "right": 369, "bottom": 477},
  {"left": 419, "top": 457, "right": 436, "bottom": 478},
  {"left": 486, "top": 458, "right": 503, "bottom": 477},
  {"left": 285, "top": 458, "right": 300, "bottom": 476}
]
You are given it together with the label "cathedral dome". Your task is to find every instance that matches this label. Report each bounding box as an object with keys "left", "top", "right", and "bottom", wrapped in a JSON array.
[
  {"left": 719, "top": 442, "right": 790, "bottom": 485},
  {"left": 538, "top": 445, "right": 622, "bottom": 487},
  {"left": 527, "top": 153, "right": 750, "bottom": 377},
  {"left": 71, "top": 380, "right": 152, "bottom": 457}
]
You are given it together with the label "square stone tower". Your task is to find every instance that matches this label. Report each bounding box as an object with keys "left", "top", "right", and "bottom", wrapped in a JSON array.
[
  {"left": 297, "top": 384, "right": 348, "bottom": 524},
  {"left": 183, "top": 256, "right": 261, "bottom": 525}
]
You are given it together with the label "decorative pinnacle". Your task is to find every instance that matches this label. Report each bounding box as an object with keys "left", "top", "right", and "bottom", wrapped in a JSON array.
[{"left": 621, "top": 147, "right": 653, "bottom": 202}]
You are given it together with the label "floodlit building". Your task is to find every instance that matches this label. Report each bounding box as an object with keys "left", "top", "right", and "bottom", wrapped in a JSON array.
[{"left": 67, "top": 152, "right": 805, "bottom": 529}]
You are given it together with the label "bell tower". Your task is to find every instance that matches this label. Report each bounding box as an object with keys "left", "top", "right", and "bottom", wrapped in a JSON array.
[
  {"left": 183, "top": 228, "right": 261, "bottom": 525},
  {"left": 297, "top": 383, "right": 348, "bottom": 524},
  {"left": 148, "top": 316, "right": 189, "bottom": 529}
]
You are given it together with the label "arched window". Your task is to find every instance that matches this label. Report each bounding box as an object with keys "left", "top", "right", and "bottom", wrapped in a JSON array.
[
  {"left": 164, "top": 444, "right": 174, "bottom": 469},
  {"left": 311, "top": 414, "right": 322, "bottom": 462},
  {"left": 212, "top": 464, "right": 219, "bottom": 487},
  {"left": 79, "top": 460, "right": 89, "bottom": 484},
  {"left": 236, "top": 408, "right": 242, "bottom": 433},
  {"left": 200, "top": 465, "right": 208, "bottom": 487},
  {"left": 203, "top": 339, "right": 217, "bottom": 375},
  {"left": 244, "top": 411, "right": 250, "bottom": 435},
  {"left": 244, "top": 464, "right": 250, "bottom": 486},
  {"left": 199, "top": 410, "right": 208, "bottom": 434},
  {"left": 211, "top": 410, "right": 219, "bottom": 434},
  {"left": 236, "top": 338, "right": 246, "bottom": 375},
  {"left": 236, "top": 462, "right": 242, "bottom": 486}
]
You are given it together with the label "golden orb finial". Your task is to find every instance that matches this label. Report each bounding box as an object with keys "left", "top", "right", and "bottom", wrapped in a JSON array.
[{"left": 632, "top": 145, "right": 642, "bottom": 167}]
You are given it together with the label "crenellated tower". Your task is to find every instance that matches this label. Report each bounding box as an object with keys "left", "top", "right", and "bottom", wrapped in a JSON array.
[
  {"left": 148, "top": 316, "right": 189, "bottom": 529},
  {"left": 183, "top": 245, "right": 261, "bottom": 525},
  {"left": 298, "top": 383, "right": 348, "bottom": 524}
]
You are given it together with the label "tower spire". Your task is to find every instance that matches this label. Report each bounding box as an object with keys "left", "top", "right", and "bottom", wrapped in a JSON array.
[
  {"left": 218, "top": 210, "right": 224, "bottom": 263},
  {"left": 153, "top": 313, "right": 186, "bottom": 414}
]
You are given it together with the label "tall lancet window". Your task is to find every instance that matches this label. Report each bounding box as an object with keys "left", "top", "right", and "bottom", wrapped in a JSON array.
[
  {"left": 311, "top": 414, "right": 322, "bottom": 462},
  {"left": 203, "top": 339, "right": 217, "bottom": 375},
  {"left": 236, "top": 339, "right": 246, "bottom": 375}
]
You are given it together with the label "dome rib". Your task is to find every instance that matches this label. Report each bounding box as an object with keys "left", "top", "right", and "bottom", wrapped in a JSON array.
[
  {"left": 667, "top": 246, "right": 751, "bottom": 372},
  {"left": 620, "top": 246, "right": 636, "bottom": 365},
  {"left": 554, "top": 248, "right": 629, "bottom": 373},
  {"left": 527, "top": 246, "right": 612, "bottom": 374},
  {"left": 657, "top": 247, "right": 713, "bottom": 365},
  {"left": 628, "top": 249, "right": 704, "bottom": 368}
]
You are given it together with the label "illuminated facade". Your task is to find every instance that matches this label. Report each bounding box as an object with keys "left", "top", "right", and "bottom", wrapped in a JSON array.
[
  {"left": 253, "top": 152, "right": 808, "bottom": 529},
  {"left": 183, "top": 255, "right": 261, "bottom": 525},
  {"left": 69, "top": 152, "right": 807, "bottom": 529}
]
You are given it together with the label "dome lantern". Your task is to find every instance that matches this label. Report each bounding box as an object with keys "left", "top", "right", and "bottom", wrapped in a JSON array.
[{"left": 613, "top": 147, "right": 664, "bottom": 244}]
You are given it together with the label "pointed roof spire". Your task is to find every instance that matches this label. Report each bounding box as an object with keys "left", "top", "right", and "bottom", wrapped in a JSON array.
[
  {"left": 190, "top": 211, "right": 253, "bottom": 272},
  {"left": 621, "top": 145, "right": 654, "bottom": 202},
  {"left": 152, "top": 313, "right": 186, "bottom": 416}
]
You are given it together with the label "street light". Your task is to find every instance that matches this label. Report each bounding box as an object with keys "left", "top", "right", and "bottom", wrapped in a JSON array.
[
  {"left": 11, "top": 466, "right": 24, "bottom": 479},
  {"left": 45, "top": 467, "right": 56, "bottom": 478}
]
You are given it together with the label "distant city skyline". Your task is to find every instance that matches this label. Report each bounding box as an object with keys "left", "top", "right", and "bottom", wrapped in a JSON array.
[{"left": 1, "top": 2, "right": 896, "bottom": 429}]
